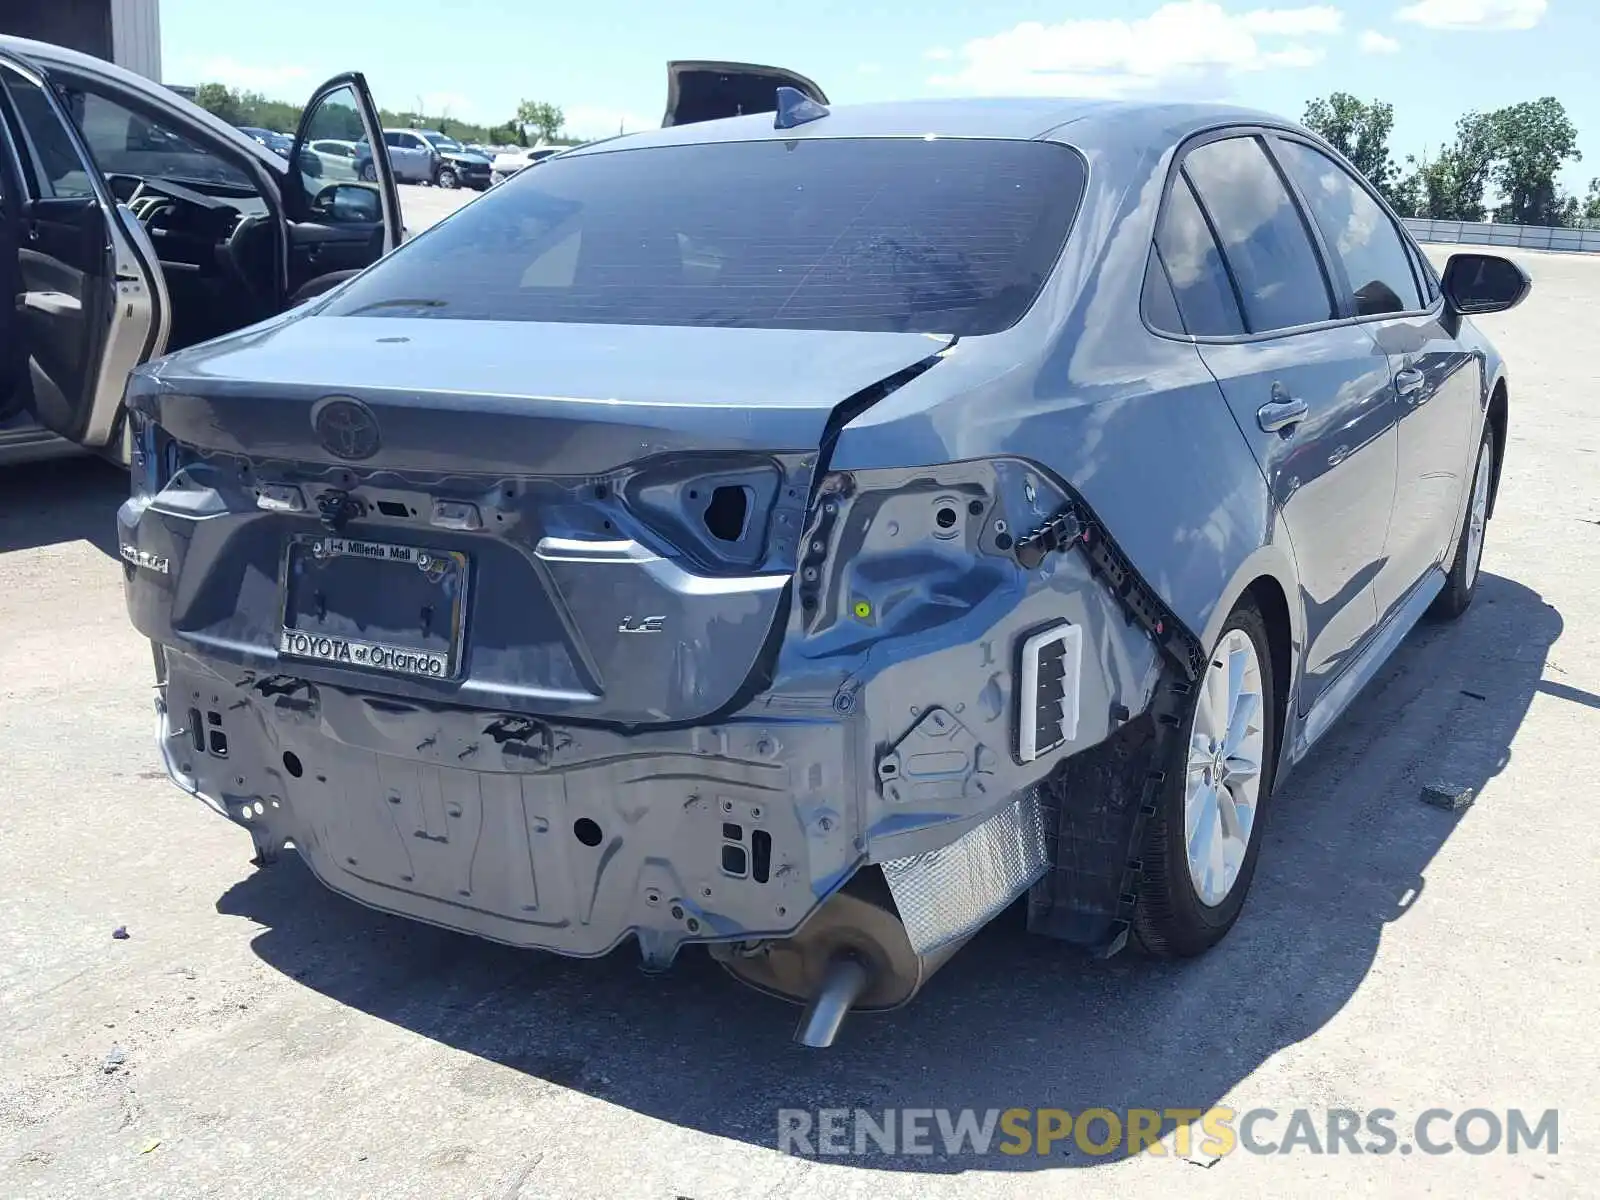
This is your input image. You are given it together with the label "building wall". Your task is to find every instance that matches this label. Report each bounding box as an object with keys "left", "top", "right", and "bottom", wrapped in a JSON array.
[
  {"left": 1, "top": 0, "right": 113, "bottom": 61},
  {"left": 0, "top": 0, "right": 162, "bottom": 81},
  {"left": 110, "top": 0, "right": 162, "bottom": 81}
]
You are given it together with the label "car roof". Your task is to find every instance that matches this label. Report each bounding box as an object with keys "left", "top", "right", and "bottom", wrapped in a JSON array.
[
  {"left": 563, "top": 96, "right": 1291, "bottom": 158},
  {"left": 0, "top": 34, "right": 288, "bottom": 175}
]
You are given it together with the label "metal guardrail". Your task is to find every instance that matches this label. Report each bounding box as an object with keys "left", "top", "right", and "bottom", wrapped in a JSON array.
[{"left": 1404, "top": 217, "right": 1600, "bottom": 254}]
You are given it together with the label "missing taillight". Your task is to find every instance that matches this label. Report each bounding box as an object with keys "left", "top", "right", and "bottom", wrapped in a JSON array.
[{"left": 704, "top": 486, "right": 751, "bottom": 542}]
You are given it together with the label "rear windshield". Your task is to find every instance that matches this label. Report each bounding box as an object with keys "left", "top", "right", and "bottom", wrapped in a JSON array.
[{"left": 324, "top": 137, "right": 1086, "bottom": 335}]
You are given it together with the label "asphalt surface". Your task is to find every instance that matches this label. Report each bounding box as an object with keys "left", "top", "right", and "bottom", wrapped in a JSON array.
[
  {"left": 398, "top": 180, "right": 482, "bottom": 232},
  {"left": 1, "top": 235, "right": 1596, "bottom": 1199}
]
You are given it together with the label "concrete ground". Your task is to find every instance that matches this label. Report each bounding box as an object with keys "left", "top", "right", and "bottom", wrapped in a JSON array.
[
  {"left": 397, "top": 180, "right": 482, "bottom": 232},
  {"left": 1, "top": 241, "right": 1595, "bottom": 1199}
]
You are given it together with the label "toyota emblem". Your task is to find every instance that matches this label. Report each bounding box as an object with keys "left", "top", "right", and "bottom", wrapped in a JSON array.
[{"left": 311, "top": 396, "right": 381, "bottom": 461}]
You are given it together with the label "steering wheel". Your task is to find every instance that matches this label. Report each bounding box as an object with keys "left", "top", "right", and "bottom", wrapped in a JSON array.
[{"left": 104, "top": 172, "right": 146, "bottom": 203}]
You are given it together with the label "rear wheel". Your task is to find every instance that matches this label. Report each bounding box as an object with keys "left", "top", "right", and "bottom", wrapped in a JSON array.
[
  {"left": 1429, "top": 426, "right": 1494, "bottom": 621},
  {"left": 359, "top": 161, "right": 377, "bottom": 182},
  {"left": 1135, "top": 601, "right": 1276, "bottom": 958}
]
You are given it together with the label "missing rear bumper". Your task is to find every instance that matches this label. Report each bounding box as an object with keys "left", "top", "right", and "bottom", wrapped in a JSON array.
[{"left": 155, "top": 650, "right": 863, "bottom": 963}]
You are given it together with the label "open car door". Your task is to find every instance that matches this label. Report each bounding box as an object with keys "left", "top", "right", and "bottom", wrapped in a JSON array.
[
  {"left": 284, "top": 73, "right": 402, "bottom": 303},
  {"left": 662, "top": 61, "right": 829, "bottom": 127},
  {"left": 0, "top": 50, "right": 164, "bottom": 447}
]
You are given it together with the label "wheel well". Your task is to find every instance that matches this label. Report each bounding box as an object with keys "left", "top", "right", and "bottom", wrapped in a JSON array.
[
  {"left": 1243, "top": 576, "right": 1292, "bottom": 781},
  {"left": 1486, "top": 379, "right": 1508, "bottom": 520}
]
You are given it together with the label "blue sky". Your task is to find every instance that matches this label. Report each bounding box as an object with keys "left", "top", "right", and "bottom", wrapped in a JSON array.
[{"left": 161, "top": 0, "right": 1596, "bottom": 192}]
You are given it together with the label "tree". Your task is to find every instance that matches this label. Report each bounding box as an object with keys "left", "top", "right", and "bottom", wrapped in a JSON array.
[
  {"left": 516, "top": 100, "right": 565, "bottom": 144},
  {"left": 191, "top": 82, "right": 244, "bottom": 126},
  {"left": 1486, "top": 97, "right": 1582, "bottom": 226},
  {"left": 1302, "top": 93, "right": 1402, "bottom": 205},
  {"left": 1581, "top": 179, "right": 1600, "bottom": 224},
  {"left": 1401, "top": 111, "right": 1498, "bottom": 222}
]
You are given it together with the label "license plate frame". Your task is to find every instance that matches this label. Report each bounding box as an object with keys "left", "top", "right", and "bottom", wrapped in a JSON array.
[{"left": 278, "top": 535, "right": 470, "bottom": 681}]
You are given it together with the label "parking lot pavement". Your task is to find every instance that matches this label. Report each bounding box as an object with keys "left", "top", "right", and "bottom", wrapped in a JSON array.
[
  {"left": 2, "top": 249, "right": 1596, "bottom": 1199},
  {"left": 399, "top": 181, "right": 482, "bottom": 232}
]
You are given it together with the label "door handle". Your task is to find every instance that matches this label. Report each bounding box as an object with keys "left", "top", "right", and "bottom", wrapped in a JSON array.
[
  {"left": 1395, "top": 367, "right": 1426, "bottom": 399},
  {"left": 1257, "top": 394, "right": 1309, "bottom": 433}
]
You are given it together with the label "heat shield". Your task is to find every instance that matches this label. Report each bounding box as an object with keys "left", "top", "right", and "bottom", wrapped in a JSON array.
[{"left": 880, "top": 788, "right": 1049, "bottom": 955}]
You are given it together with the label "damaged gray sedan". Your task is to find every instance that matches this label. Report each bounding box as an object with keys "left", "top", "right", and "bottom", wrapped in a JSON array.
[{"left": 117, "top": 90, "right": 1529, "bottom": 1045}]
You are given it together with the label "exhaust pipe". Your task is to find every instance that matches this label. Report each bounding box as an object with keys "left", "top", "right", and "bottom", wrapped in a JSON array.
[
  {"left": 793, "top": 954, "right": 871, "bottom": 1048},
  {"left": 712, "top": 870, "right": 973, "bottom": 1047}
]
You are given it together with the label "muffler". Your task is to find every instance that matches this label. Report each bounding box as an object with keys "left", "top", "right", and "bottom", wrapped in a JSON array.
[
  {"left": 713, "top": 871, "right": 973, "bottom": 1048},
  {"left": 714, "top": 786, "right": 1051, "bottom": 1047}
]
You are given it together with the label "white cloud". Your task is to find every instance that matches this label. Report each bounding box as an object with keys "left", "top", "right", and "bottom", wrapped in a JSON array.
[
  {"left": 1360, "top": 29, "right": 1402, "bottom": 52},
  {"left": 1394, "top": 0, "right": 1547, "bottom": 30},
  {"left": 562, "top": 104, "right": 657, "bottom": 139},
  {"left": 1240, "top": 6, "right": 1344, "bottom": 34},
  {"left": 923, "top": 47, "right": 954, "bottom": 61},
  {"left": 928, "top": 2, "right": 1345, "bottom": 98},
  {"left": 1263, "top": 45, "right": 1327, "bottom": 67},
  {"left": 179, "top": 57, "right": 309, "bottom": 92},
  {"left": 419, "top": 92, "right": 473, "bottom": 118}
]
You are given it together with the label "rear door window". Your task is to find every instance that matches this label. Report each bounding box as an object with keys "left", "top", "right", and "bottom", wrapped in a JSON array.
[
  {"left": 0, "top": 65, "right": 96, "bottom": 198},
  {"left": 323, "top": 137, "right": 1087, "bottom": 335},
  {"left": 1151, "top": 174, "right": 1245, "bottom": 336},
  {"left": 1274, "top": 139, "right": 1422, "bottom": 316},
  {"left": 1182, "top": 136, "right": 1333, "bottom": 334}
]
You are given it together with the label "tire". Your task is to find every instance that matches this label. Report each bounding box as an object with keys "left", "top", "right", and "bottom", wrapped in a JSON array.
[
  {"left": 435, "top": 165, "right": 459, "bottom": 190},
  {"left": 359, "top": 162, "right": 377, "bottom": 183},
  {"left": 1428, "top": 425, "right": 1495, "bottom": 621},
  {"left": 1134, "top": 600, "right": 1277, "bottom": 958}
]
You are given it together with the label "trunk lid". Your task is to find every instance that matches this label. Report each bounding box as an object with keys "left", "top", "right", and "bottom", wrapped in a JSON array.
[
  {"left": 124, "top": 316, "right": 948, "bottom": 726},
  {"left": 135, "top": 316, "right": 944, "bottom": 475},
  {"left": 662, "top": 61, "right": 829, "bottom": 127}
]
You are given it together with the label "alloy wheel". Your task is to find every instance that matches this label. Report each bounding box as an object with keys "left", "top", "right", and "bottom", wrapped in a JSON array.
[{"left": 1184, "top": 628, "right": 1266, "bottom": 907}]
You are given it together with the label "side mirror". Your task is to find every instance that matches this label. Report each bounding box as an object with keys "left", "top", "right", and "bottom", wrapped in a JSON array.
[
  {"left": 312, "top": 183, "right": 382, "bottom": 224},
  {"left": 1441, "top": 253, "right": 1531, "bottom": 316}
]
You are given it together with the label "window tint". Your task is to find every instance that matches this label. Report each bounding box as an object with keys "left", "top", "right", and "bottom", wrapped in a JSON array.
[
  {"left": 1141, "top": 250, "right": 1184, "bottom": 333},
  {"left": 383, "top": 131, "right": 402, "bottom": 147},
  {"left": 1182, "top": 136, "right": 1332, "bottom": 333},
  {"left": 324, "top": 138, "right": 1087, "bottom": 335},
  {"left": 1407, "top": 239, "right": 1439, "bottom": 303},
  {"left": 1275, "top": 140, "right": 1421, "bottom": 316},
  {"left": 60, "top": 87, "right": 253, "bottom": 188},
  {"left": 0, "top": 65, "right": 95, "bottom": 199},
  {"left": 1153, "top": 174, "right": 1244, "bottom": 336}
]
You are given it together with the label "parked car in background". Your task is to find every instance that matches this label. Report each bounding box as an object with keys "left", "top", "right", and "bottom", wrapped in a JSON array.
[
  {"left": 238, "top": 125, "right": 292, "bottom": 157},
  {"left": 308, "top": 137, "right": 361, "bottom": 180},
  {"left": 490, "top": 145, "right": 564, "bottom": 184},
  {"left": 114, "top": 67, "right": 1529, "bottom": 1046},
  {"left": 414, "top": 129, "right": 492, "bottom": 189},
  {"left": 0, "top": 35, "right": 402, "bottom": 466},
  {"left": 362, "top": 128, "right": 490, "bottom": 189}
]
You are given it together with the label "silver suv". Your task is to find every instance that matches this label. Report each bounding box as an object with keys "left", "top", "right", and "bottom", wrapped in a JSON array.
[{"left": 378, "top": 128, "right": 491, "bottom": 190}]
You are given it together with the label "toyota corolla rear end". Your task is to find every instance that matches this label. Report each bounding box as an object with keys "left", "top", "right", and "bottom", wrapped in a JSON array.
[{"left": 118, "top": 121, "right": 1168, "bottom": 1043}]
